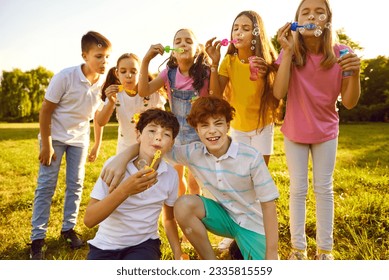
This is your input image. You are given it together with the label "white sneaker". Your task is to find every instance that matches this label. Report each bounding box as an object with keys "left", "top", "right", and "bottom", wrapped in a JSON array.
[
  {"left": 288, "top": 249, "right": 308, "bottom": 260},
  {"left": 217, "top": 238, "right": 234, "bottom": 251},
  {"left": 315, "top": 253, "right": 334, "bottom": 260}
]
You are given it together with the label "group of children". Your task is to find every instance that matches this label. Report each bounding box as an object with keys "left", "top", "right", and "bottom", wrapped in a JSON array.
[{"left": 29, "top": 0, "right": 361, "bottom": 261}]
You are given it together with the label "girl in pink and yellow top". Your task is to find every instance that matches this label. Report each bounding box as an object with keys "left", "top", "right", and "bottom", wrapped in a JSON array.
[{"left": 274, "top": 0, "right": 361, "bottom": 260}]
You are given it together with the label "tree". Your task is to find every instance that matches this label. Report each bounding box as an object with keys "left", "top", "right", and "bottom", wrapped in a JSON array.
[{"left": 0, "top": 67, "right": 53, "bottom": 121}]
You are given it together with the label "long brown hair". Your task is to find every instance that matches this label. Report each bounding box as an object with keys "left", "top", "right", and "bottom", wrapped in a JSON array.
[
  {"left": 101, "top": 53, "right": 153, "bottom": 101},
  {"left": 226, "top": 10, "right": 282, "bottom": 128},
  {"left": 160, "top": 28, "right": 211, "bottom": 92},
  {"left": 293, "top": 0, "right": 337, "bottom": 69}
]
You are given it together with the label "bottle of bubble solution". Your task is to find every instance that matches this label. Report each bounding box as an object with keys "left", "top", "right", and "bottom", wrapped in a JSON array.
[{"left": 339, "top": 49, "right": 353, "bottom": 77}]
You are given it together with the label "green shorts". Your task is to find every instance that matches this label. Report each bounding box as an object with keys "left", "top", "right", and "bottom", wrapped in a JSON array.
[{"left": 199, "top": 196, "right": 266, "bottom": 260}]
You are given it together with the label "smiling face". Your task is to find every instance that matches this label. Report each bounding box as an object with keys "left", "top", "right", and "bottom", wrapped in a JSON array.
[
  {"left": 195, "top": 115, "right": 231, "bottom": 158},
  {"left": 116, "top": 57, "right": 140, "bottom": 91}
]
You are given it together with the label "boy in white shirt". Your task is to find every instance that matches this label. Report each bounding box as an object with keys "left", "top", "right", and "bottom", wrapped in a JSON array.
[
  {"left": 84, "top": 108, "right": 185, "bottom": 260},
  {"left": 30, "top": 31, "right": 111, "bottom": 260},
  {"left": 101, "top": 96, "right": 279, "bottom": 260}
]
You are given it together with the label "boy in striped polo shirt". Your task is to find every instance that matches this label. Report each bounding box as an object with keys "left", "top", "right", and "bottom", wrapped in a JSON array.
[{"left": 101, "top": 96, "right": 279, "bottom": 260}]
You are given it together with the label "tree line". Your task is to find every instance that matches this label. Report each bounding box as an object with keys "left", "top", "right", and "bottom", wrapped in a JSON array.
[{"left": 1, "top": 31, "right": 388, "bottom": 123}]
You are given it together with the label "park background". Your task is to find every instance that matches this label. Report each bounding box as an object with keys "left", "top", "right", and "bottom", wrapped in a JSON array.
[{"left": 0, "top": 0, "right": 388, "bottom": 260}]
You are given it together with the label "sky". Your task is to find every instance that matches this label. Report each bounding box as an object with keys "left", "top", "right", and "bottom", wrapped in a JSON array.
[{"left": 0, "top": 0, "right": 387, "bottom": 74}]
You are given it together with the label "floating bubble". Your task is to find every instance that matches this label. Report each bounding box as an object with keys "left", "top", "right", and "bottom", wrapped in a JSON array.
[
  {"left": 185, "top": 227, "right": 193, "bottom": 235},
  {"left": 18, "top": 105, "right": 22, "bottom": 110},
  {"left": 319, "top": 14, "right": 327, "bottom": 21},
  {"left": 314, "top": 29, "right": 323, "bottom": 37},
  {"left": 298, "top": 28, "right": 306, "bottom": 34},
  {"left": 137, "top": 159, "right": 148, "bottom": 170},
  {"left": 251, "top": 39, "right": 256, "bottom": 45},
  {"left": 252, "top": 27, "right": 260, "bottom": 36},
  {"left": 324, "top": 22, "right": 332, "bottom": 29},
  {"left": 251, "top": 46, "right": 255, "bottom": 50}
]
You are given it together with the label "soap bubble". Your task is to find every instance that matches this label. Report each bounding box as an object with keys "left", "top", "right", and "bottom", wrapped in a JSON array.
[
  {"left": 251, "top": 46, "right": 255, "bottom": 50},
  {"left": 252, "top": 27, "right": 260, "bottom": 36},
  {"left": 324, "top": 22, "right": 332, "bottom": 29},
  {"left": 251, "top": 39, "right": 256, "bottom": 45},
  {"left": 319, "top": 14, "right": 327, "bottom": 21},
  {"left": 185, "top": 227, "right": 193, "bottom": 235},
  {"left": 298, "top": 27, "right": 306, "bottom": 34},
  {"left": 314, "top": 29, "right": 323, "bottom": 37},
  {"left": 137, "top": 159, "right": 148, "bottom": 169}
]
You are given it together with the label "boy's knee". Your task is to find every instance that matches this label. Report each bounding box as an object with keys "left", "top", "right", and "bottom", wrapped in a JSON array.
[{"left": 174, "top": 195, "right": 201, "bottom": 220}]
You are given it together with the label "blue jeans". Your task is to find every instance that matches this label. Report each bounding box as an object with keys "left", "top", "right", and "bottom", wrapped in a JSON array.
[{"left": 31, "top": 140, "right": 88, "bottom": 241}]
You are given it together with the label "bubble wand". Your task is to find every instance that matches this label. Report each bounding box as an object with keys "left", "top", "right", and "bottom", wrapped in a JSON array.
[
  {"left": 290, "top": 22, "right": 316, "bottom": 31},
  {"left": 118, "top": 85, "right": 137, "bottom": 97},
  {"left": 164, "top": 46, "right": 184, "bottom": 53},
  {"left": 149, "top": 150, "right": 161, "bottom": 170},
  {"left": 220, "top": 39, "right": 237, "bottom": 46}
]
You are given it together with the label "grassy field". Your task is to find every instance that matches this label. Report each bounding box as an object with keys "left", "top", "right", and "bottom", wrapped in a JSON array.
[{"left": 0, "top": 122, "right": 388, "bottom": 260}]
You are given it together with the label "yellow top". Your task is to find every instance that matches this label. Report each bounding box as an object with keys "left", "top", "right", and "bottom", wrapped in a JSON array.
[{"left": 219, "top": 54, "right": 272, "bottom": 131}]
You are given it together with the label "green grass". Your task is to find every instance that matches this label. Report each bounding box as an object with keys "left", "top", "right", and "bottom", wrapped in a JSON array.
[{"left": 0, "top": 122, "right": 388, "bottom": 260}]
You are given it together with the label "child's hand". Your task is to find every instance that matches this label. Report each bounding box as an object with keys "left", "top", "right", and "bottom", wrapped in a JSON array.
[
  {"left": 205, "top": 37, "right": 221, "bottom": 65},
  {"left": 104, "top": 85, "right": 119, "bottom": 104},
  {"left": 249, "top": 56, "right": 268, "bottom": 78},
  {"left": 113, "top": 167, "right": 158, "bottom": 195},
  {"left": 277, "top": 22, "right": 294, "bottom": 52},
  {"left": 144, "top": 44, "right": 164, "bottom": 61},
  {"left": 88, "top": 144, "right": 100, "bottom": 162},
  {"left": 338, "top": 52, "right": 361, "bottom": 75},
  {"left": 39, "top": 144, "right": 56, "bottom": 166}
]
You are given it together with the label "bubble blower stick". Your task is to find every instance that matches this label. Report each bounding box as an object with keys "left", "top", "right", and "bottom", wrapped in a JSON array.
[
  {"left": 118, "top": 85, "right": 136, "bottom": 97},
  {"left": 290, "top": 22, "right": 316, "bottom": 31},
  {"left": 220, "top": 39, "right": 238, "bottom": 46},
  {"left": 148, "top": 150, "right": 161, "bottom": 170},
  {"left": 164, "top": 46, "right": 184, "bottom": 53}
]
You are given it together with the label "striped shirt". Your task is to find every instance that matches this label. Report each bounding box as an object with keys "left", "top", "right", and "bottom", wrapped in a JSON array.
[{"left": 169, "top": 140, "right": 279, "bottom": 235}]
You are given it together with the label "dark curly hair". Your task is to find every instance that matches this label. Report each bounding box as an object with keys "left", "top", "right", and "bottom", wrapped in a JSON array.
[{"left": 136, "top": 108, "right": 180, "bottom": 139}]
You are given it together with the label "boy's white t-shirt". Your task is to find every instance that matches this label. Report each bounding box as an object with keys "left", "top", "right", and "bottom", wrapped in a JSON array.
[
  {"left": 87, "top": 157, "right": 178, "bottom": 250},
  {"left": 39, "top": 65, "right": 104, "bottom": 147},
  {"left": 113, "top": 91, "right": 166, "bottom": 154}
]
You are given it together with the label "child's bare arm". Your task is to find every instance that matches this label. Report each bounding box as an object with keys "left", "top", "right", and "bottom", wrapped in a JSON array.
[
  {"left": 39, "top": 99, "right": 57, "bottom": 166},
  {"left": 261, "top": 200, "right": 279, "bottom": 260},
  {"left": 101, "top": 144, "right": 140, "bottom": 189},
  {"left": 162, "top": 204, "right": 184, "bottom": 260},
  {"left": 84, "top": 168, "right": 157, "bottom": 228}
]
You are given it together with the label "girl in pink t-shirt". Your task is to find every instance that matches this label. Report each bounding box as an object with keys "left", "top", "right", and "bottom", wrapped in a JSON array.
[
  {"left": 274, "top": 0, "right": 361, "bottom": 260},
  {"left": 137, "top": 28, "right": 211, "bottom": 197}
]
